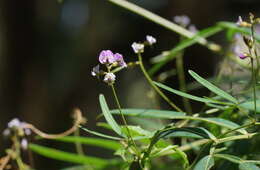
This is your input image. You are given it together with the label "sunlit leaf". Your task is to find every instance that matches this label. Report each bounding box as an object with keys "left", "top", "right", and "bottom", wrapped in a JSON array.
[
  {"left": 80, "top": 126, "right": 122, "bottom": 140},
  {"left": 111, "top": 109, "right": 247, "bottom": 134},
  {"left": 239, "top": 162, "right": 260, "bottom": 170},
  {"left": 194, "top": 155, "right": 214, "bottom": 170},
  {"left": 188, "top": 70, "right": 238, "bottom": 103},
  {"left": 239, "top": 100, "right": 260, "bottom": 113},
  {"left": 154, "top": 81, "right": 223, "bottom": 104},
  {"left": 99, "top": 94, "right": 125, "bottom": 137}
]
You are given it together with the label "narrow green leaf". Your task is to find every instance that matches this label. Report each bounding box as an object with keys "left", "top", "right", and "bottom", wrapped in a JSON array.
[
  {"left": 157, "top": 127, "right": 216, "bottom": 141},
  {"left": 214, "top": 154, "right": 242, "bottom": 164},
  {"left": 144, "top": 127, "right": 216, "bottom": 161},
  {"left": 148, "top": 26, "right": 222, "bottom": 76},
  {"left": 154, "top": 81, "right": 222, "bottom": 104},
  {"left": 110, "top": 108, "right": 186, "bottom": 118},
  {"left": 239, "top": 162, "right": 260, "bottom": 170},
  {"left": 194, "top": 155, "right": 214, "bottom": 170},
  {"left": 188, "top": 70, "right": 238, "bottom": 103},
  {"left": 218, "top": 22, "right": 260, "bottom": 42},
  {"left": 29, "top": 144, "right": 108, "bottom": 168},
  {"left": 111, "top": 109, "right": 247, "bottom": 134},
  {"left": 80, "top": 126, "right": 122, "bottom": 140},
  {"left": 239, "top": 100, "right": 260, "bottom": 113},
  {"left": 99, "top": 94, "right": 125, "bottom": 137},
  {"left": 51, "top": 136, "right": 121, "bottom": 151}
]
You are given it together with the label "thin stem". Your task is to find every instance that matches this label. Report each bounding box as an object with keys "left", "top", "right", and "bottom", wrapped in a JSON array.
[
  {"left": 74, "top": 128, "right": 84, "bottom": 155},
  {"left": 110, "top": 84, "right": 139, "bottom": 155},
  {"left": 138, "top": 53, "right": 183, "bottom": 112},
  {"left": 250, "top": 57, "right": 257, "bottom": 119},
  {"left": 249, "top": 24, "right": 258, "bottom": 120},
  {"left": 176, "top": 52, "right": 192, "bottom": 114}
]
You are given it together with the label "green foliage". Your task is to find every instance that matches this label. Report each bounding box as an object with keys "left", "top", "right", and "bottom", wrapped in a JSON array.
[
  {"left": 8, "top": 1, "right": 260, "bottom": 170},
  {"left": 194, "top": 155, "right": 215, "bottom": 170},
  {"left": 29, "top": 144, "right": 109, "bottom": 168}
]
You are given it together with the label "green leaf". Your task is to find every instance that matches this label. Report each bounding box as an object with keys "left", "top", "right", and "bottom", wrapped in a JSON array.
[
  {"left": 144, "top": 127, "right": 216, "bottom": 161},
  {"left": 29, "top": 144, "right": 108, "bottom": 168},
  {"left": 110, "top": 108, "right": 186, "bottom": 119},
  {"left": 239, "top": 162, "right": 260, "bottom": 170},
  {"left": 214, "top": 154, "right": 242, "bottom": 164},
  {"left": 80, "top": 126, "right": 123, "bottom": 140},
  {"left": 99, "top": 94, "right": 125, "bottom": 137},
  {"left": 218, "top": 22, "right": 260, "bottom": 42},
  {"left": 50, "top": 136, "right": 121, "bottom": 151},
  {"left": 111, "top": 109, "right": 247, "bottom": 134},
  {"left": 172, "top": 147, "right": 190, "bottom": 169},
  {"left": 188, "top": 70, "right": 238, "bottom": 103},
  {"left": 194, "top": 155, "right": 214, "bottom": 170},
  {"left": 154, "top": 81, "right": 223, "bottom": 104},
  {"left": 148, "top": 26, "right": 222, "bottom": 76},
  {"left": 239, "top": 100, "right": 260, "bottom": 113},
  {"left": 156, "top": 127, "right": 216, "bottom": 141}
]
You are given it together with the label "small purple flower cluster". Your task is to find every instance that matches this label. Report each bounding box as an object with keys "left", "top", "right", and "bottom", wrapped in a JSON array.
[
  {"left": 233, "top": 16, "right": 254, "bottom": 60},
  {"left": 173, "top": 15, "right": 198, "bottom": 33},
  {"left": 92, "top": 35, "right": 156, "bottom": 84},
  {"left": 91, "top": 50, "right": 127, "bottom": 84}
]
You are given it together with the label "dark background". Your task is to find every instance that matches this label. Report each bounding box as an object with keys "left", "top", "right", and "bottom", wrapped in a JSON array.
[{"left": 0, "top": 0, "right": 259, "bottom": 169}]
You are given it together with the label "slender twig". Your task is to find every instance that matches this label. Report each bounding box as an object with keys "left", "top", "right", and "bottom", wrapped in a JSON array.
[
  {"left": 176, "top": 51, "right": 193, "bottom": 114},
  {"left": 138, "top": 53, "right": 183, "bottom": 112},
  {"left": 74, "top": 128, "right": 84, "bottom": 155},
  {"left": 24, "top": 109, "right": 85, "bottom": 139}
]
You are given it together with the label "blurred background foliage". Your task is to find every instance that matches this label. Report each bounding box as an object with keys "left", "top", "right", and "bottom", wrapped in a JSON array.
[{"left": 0, "top": 0, "right": 260, "bottom": 169}]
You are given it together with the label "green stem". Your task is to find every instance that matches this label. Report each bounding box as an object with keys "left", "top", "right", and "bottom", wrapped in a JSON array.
[
  {"left": 110, "top": 84, "right": 139, "bottom": 155},
  {"left": 176, "top": 52, "right": 192, "bottom": 114},
  {"left": 138, "top": 53, "right": 183, "bottom": 112},
  {"left": 250, "top": 24, "right": 258, "bottom": 120},
  {"left": 250, "top": 57, "right": 257, "bottom": 119},
  {"left": 74, "top": 128, "right": 84, "bottom": 155}
]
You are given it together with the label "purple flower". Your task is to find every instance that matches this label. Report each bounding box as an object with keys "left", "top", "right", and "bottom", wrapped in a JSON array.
[
  {"left": 98, "top": 50, "right": 115, "bottom": 64},
  {"left": 188, "top": 25, "right": 198, "bottom": 34},
  {"left": 173, "top": 15, "right": 190, "bottom": 27},
  {"left": 233, "top": 45, "right": 249, "bottom": 59},
  {"left": 91, "top": 65, "right": 100, "bottom": 76},
  {"left": 146, "top": 35, "right": 156, "bottom": 45},
  {"left": 132, "top": 42, "right": 144, "bottom": 54},
  {"left": 114, "top": 53, "right": 127, "bottom": 67},
  {"left": 103, "top": 73, "right": 116, "bottom": 84}
]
